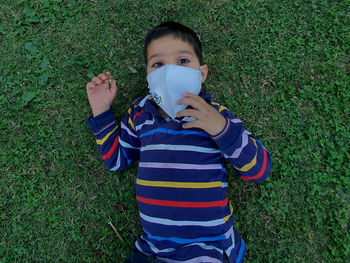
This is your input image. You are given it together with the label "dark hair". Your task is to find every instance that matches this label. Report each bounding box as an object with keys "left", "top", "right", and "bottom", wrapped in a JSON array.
[{"left": 144, "top": 21, "right": 203, "bottom": 65}]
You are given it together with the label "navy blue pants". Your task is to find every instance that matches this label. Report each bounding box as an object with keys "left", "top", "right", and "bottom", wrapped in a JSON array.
[
  {"left": 125, "top": 247, "right": 163, "bottom": 263},
  {"left": 125, "top": 247, "right": 230, "bottom": 263}
]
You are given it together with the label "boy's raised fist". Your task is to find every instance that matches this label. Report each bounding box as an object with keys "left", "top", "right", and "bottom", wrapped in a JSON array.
[{"left": 86, "top": 72, "right": 117, "bottom": 117}]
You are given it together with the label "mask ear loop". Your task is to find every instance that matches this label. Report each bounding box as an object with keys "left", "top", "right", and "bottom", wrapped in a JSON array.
[{"left": 199, "top": 66, "right": 204, "bottom": 81}]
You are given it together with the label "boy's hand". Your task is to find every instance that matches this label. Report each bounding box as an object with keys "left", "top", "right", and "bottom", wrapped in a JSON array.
[
  {"left": 86, "top": 72, "right": 117, "bottom": 117},
  {"left": 176, "top": 92, "right": 227, "bottom": 136}
]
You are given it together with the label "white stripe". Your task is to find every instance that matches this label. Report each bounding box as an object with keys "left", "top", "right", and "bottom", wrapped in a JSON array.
[
  {"left": 212, "top": 118, "right": 230, "bottom": 140},
  {"left": 121, "top": 122, "right": 137, "bottom": 137},
  {"left": 183, "top": 242, "right": 223, "bottom": 253},
  {"left": 141, "top": 144, "right": 220, "bottom": 154},
  {"left": 135, "top": 239, "right": 151, "bottom": 256},
  {"left": 139, "top": 236, "right": 175, "bottom": 254},
  {"left": 230, "top": 118, "right": 242, "bottom": 124},
  {"left": 224, "top": 131, "right": 249, "bottom": 159},
  {"left": 224, "top": 226, "right": 234, "bottom": 238},
  {"left": 136, "top": 119, "right": 155, "bottom": 131},
  {"left": 119, "top": 138, "right": 139, "bottom": 149},
  {"left": 110, "top": 149, "right": 121, "bottom": 171},
  {"left": 158, "top": 256, "right": 222, "bottom": 263},
  {"left": 139, "top": 94, "right": 151, "bottom": 107},
  {"left": 225, "top": 227, "right": 236, "bottom": 256},
  {"left": 139, "top": 212, "right": 225, "bottom": 227}
]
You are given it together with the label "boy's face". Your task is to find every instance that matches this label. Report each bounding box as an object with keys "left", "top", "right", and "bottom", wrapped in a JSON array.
[{"left": 146, "top": 35, "right": 208, "bottom": 83}]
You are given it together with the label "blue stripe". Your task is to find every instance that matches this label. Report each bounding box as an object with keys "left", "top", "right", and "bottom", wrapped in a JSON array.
[
  {"left": 256, "top": 138, "right": 270, "bottom": 153},
  {"left": 140, "top": 128, "right": 210, "bottom": 138},
  {"left": 145, "top": 230, "right": 227, "bottom": 244},
  {"left": 236, "top": 238, "right": 245, "bottom": 263},
  {"left": 141, "top": 144, "right": 220, "bottom": 153},
  {"left": 121, "top": 148, "right": 132, "bottom": 165}
]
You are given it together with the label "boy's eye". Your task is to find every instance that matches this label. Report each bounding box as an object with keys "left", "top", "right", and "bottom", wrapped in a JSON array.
[
  {"left": 178, "top": 58, "right": 190, "bottom": 64},
  {"left": 152, "top": 62, "right": 163, "bottom": 68}
]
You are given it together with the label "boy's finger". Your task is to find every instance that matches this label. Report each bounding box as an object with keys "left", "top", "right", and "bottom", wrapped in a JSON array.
[
  {"left": 86, "top": 82, "right": 95, "bottom": 90},
  {"left": 182, "top": 120, "right": 200, "bottom": 130},
  {"left": 176, "top": 109, "right": 200, "bottom": 119},
  {"left": 183, "top": 92, "right": 202, "bottom": 101},
  {"left": 177, "top": 97, "right": 203, "bottom": 111},
  {"left": 92, "top": 77, "right": 102, "bottom": 85},
  {"left": 183, "top": 92, "right": 208, "bottom": 107},
  {"left": 98, "top": 73, "right": 108, "bottom": 81},
  {"left": 110, "top": 80, "right": 117, "bottom": 88}
]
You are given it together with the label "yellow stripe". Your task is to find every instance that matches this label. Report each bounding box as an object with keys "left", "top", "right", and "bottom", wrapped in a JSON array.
[
  {"left": 128, "top": 117, "right": 135, "bottom": 130},
  {"left": 233, "top": 138, "right": 258, "bottom": 172},
  {"left": 137, "top": 179, "right": 223, "bottom": 189},
  {"left": 210, "top": 101, "right": 228, "bottom": 112},
  {"left": 219, "top": 105, "right": 228, "bottom": 112},
  {"left": 126, "top": 107, "right": 135, "bottom": 130},
  {"left": 96, "top": 126, "right": 118, "bottom": 145},
  {"left": 224, "top": 202, "right": 234, "bottom": 222}
]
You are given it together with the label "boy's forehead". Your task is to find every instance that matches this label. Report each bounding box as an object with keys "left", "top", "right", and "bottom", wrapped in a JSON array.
[
  {"left": 147, "top": 35, "right": 196, "bottom": 59},
  {"left": 149, "top": 50, "right": 194, "bottom": 60}
]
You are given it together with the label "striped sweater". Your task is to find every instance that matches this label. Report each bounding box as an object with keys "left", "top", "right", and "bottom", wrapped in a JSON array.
[{"left": 87, "top": 92, "right": 271, "bottom": 263}]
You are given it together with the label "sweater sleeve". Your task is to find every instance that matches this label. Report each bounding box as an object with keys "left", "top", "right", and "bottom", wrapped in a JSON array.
[
  {"left": 208, "top": 100, "right": 271, "bottom": 182},
  {"left": 86, "top": 107, "right": 140, "bottom": 171}
]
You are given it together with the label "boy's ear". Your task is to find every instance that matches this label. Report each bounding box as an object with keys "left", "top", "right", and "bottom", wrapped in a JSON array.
[{"left": 201, "top": 64, "right": 208, "bottom": 83}]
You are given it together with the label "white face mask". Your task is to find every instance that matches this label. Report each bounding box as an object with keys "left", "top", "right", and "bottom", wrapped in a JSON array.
[{"left": 147, "top": 64, "right": 202, "bottom": 119}]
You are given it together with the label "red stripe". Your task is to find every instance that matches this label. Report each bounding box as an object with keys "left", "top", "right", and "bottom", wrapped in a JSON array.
[
  {"left": 136, "top": 196, "right": 228, "bottom": 208},
  {"left": 133, "top": 110, "right": 144, "bottom": 120},
  {"left": 242, "top": 147, "right": 267, "bottom": 181},
  {"left": 102, "top": 136, "right": 119, "bottom": 160}
]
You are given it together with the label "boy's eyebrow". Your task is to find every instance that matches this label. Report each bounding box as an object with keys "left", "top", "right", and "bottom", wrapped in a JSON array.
[{"left": 148, "top": 50, "right": 194, "bottom": 60}]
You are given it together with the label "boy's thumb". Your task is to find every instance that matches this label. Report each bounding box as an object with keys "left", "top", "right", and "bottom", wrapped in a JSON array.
[{"left": 111, "top": 80, "right": 118, "bottom": 95}]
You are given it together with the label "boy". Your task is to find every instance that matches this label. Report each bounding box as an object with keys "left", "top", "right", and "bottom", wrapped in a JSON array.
[{"left": 86, "top": 22, "right": 271, "bottom": 263}]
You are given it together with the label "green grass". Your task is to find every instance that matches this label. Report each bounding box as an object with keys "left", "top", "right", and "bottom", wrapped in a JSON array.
[{"left": 0, "top": 0, "right": 349, "bottom": 262}]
